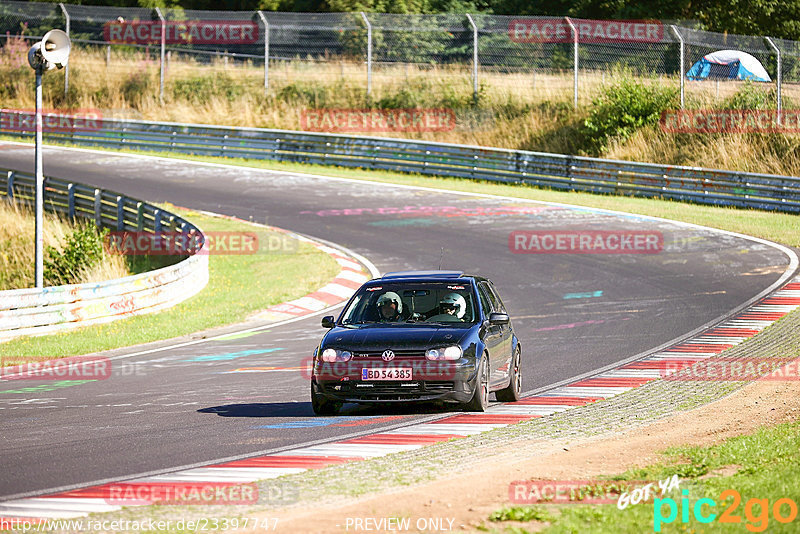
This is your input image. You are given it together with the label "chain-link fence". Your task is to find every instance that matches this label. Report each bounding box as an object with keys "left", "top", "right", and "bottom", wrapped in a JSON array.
[{"left": 2, "top": 1, "right": 799, "bottom": 112}]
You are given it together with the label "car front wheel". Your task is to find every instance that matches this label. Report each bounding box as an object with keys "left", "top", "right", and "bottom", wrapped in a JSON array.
[
  {"left": 311, "top": 382, "right": 341, "bottom": 416},
  {"left": 464, "top": 355, "right": 489, "bottom": 412}
]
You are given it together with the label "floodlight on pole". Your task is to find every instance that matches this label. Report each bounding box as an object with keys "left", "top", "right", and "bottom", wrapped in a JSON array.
[{"left": 28, "top": 29, "right": 71, "bottom": 289}]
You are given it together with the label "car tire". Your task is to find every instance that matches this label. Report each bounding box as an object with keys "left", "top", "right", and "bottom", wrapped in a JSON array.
[
  {"left": 464, "top": 355, "right": 489, "bottom": 412},
  {"left": 496, "top": 346, "right": 522, "bottom": 402},
  {"left": 311, "top": 383, "right": 341, "bottom": 416}
]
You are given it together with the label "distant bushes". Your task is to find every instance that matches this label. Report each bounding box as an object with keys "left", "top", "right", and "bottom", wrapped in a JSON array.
[{"left": 582, "top": 77, "right": 678, "bottom": 155}]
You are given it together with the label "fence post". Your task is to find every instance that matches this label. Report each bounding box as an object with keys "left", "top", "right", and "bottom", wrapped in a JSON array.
[
  {"left": 155, "top": 7, "right": 165, "bottom": 103},
  {"left": 257, "top": 11, "right": 269, "bottom": 92},
  {"left": 765, "top": 37, "right": 782, "bottom": 125},
  {"left": 59, "top": 3, "right": 70, "bottom": 97},
  {"left": 466, "top": 14, "right": 478, "bottom": 103},
  {"left": 670, "top": 25, "right": 685, "bottom": 109},
  {"left": 360, "top": 12, "right": 372, "bottom": 96},
  {"left": 564, "top": 17, "right": 578, "bottom": 109}
]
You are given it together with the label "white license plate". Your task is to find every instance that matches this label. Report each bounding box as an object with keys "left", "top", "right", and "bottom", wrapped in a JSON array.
[{"left": 361, "top": 367, "right": 412, "bottom": 381}]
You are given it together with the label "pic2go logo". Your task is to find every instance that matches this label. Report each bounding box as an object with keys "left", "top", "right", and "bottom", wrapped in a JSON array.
[{"left": 654, "top": 489, "right": 799, "bottom": 532}]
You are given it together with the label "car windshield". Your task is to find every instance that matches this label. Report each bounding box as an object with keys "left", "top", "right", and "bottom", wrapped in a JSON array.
[{"left": 340, "top": 282, "right": 477, "bottom": 326}]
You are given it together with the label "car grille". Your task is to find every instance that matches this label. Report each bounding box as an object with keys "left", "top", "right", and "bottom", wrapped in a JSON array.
[
  {"left": 323, "top": 380, "right": 455, "bottom": 400},
  {"left": 350, "top": 349, "right": 427, "bottom": 361}
]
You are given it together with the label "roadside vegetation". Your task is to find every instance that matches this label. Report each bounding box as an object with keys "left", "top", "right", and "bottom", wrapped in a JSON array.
[
  {"left": 485, "top": 419, "right": 800, "bottom": 533},
  {"left": 0, "top": 205, "right": 341, "bottom": 358},
  {"left": 0, "top": 200, "right": 129, "bottom": 290},
  {"left": 4, "top": 40, "right": 800, "bottom": 176}
]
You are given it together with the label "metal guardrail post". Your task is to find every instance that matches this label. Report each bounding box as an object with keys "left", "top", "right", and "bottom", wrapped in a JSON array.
[
  {"left": 466, "top": 14, "right": 478, "bottom": 104},
  {"left": 670, "top": 25, "right": 685, "bottom": 109},
  {"left": 137, "top": 202, "right": 144, "bottom": 231},
  {"left": 565, "top": 17, "right": 578, "bottom": 109},
  {"left": 154, "top": 209, "right": 162, "bottom": 232},
  {"left": 67, "top": 182, "right": 75, "bottom": 220},
  {"left": 6, "top": 171, "right": 13, "bottom": 200},
  {"left": 59, "top": 3, "right": 69, "bottom": 97},
  {"left": 155, "top": 7, "right": 166, "bottom": 104},
  {"left": 94, "top": 189, "right": 102, "bottom": 227},
  {"left": 116, "top": 196, "right": 125, "bottom": 230},
  {"left": 765, "top": 37, "right": 782, "bottom": 125},
  {"left": 360, "top": 12, "right": 372, "bottom": 97},
  {"left": 257, "top": 11, "right": 269, "bottom": 92}
]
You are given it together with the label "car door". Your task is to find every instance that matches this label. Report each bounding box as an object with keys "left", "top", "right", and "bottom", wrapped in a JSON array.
[
  {"left": 481, "top": 281, "right": 513, "bottom": 387},
  {"left": 478, "top": 282, "right": 506, "bottom": 388}
]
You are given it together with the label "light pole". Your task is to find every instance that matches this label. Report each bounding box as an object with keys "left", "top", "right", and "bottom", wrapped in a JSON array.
[{"left": 27, "top": 29, "right": 71, "bottom": 289}]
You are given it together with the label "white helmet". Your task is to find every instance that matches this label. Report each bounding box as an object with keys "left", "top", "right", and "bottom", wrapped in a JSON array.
[
  {"left": 440, "top": 292, "right": 467, "bottom": 319},
  {"left": 377, "top": 291, "right": 403, "bottom": 314}
]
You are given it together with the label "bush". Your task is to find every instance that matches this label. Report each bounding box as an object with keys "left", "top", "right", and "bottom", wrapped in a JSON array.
[
  {"left": 172, "top": 72, "right": 243, "bottom": 103},
  {"left": 582, "top": 77, "right": 678, "bottom": 155},
  {"left": 45, "top": 225, "right": 108, "bottom": 286},
  {"left": 722, "top": 81, "right": 778, "bottom": 110}
]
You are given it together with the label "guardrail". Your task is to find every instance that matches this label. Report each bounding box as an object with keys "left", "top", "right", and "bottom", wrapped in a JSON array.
[
  {"left": 0, "top": 167, "right": 208, "bottom": 342},
  {"left": 2, "top": 110, "right": 800, "bottom": 214}
]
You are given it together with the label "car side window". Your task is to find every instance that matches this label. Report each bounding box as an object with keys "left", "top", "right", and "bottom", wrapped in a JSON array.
[
  {"left": 476, "top": 285, "right": 492, "bottom": 318},
  {"left": 479, "top": 282, "right": 500, "bottom": 312},
  {"left": 486, "top": 282, "right": 507, "bottom": 313}
]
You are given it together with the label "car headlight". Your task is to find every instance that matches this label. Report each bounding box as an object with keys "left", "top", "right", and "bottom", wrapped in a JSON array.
[
  {"left": 425, "top": 345, "right": 463, "bottom": 361},
  {"left": 321, "top": 348, "right": 352, "bottom": 362}
]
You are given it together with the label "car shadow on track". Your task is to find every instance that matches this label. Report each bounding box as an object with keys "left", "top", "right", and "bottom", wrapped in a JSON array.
[{"left": 197, "top": 401, "right": 461, "bottom": 418}]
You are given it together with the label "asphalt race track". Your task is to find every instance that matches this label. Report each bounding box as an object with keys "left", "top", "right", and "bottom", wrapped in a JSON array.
[{"left": 0, "top": 142, "right": 794, "bottom": 500}]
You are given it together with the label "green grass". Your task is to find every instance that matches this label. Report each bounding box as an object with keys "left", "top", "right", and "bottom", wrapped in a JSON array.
[
  {"left": 0, "top": 205, "right": 341, "bottom": 359},
  {"left": 484, "top": 419, "right": 800, "bottom": 533}
]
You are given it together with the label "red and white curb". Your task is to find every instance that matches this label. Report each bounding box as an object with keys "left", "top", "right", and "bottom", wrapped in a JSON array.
[{"left": 2, "top": 278, "right": 799, "bottom": 521}]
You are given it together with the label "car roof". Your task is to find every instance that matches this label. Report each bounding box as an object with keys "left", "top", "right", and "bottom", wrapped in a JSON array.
[{"left": 374, "top": 270, "right": 473, "bottom": 282}]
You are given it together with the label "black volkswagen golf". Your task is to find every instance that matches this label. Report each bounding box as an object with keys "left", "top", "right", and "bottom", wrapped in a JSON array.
[{"left": 311, "top": 271, "right": 521, "bottom": 415}]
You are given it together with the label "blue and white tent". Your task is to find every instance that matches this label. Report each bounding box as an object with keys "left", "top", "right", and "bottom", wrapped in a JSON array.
[{"left": 686, "top": 50, "right": 771, "bottom": 82}]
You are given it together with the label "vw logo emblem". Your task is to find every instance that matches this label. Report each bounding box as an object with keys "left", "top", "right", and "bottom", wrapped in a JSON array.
[{"left": 381, "top": 350, "right": 395, "bottom": 362}]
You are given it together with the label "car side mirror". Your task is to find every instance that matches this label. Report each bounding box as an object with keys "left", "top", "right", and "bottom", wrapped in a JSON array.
[
  {"left": 489, "top": 312, "right": 509, "bottom": 326},
  {"left": 321, "top": 315, "right": 335, "bottom": 329}
]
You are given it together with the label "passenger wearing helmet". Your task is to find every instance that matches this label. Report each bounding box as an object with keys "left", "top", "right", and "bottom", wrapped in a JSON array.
[
  {"left": 427, "top": 292, "right": 467, "bottom": 322},
  {"left": 376, "top": 291, "right": 403, "bottom": 322}
]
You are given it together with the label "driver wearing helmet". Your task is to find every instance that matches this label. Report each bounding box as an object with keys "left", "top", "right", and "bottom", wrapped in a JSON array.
[
  {"left": 427, "top": 292, "right": 467, "bottom": 322},
  {"left": 376, "top": 291, "right": 403, "bottom": 322}
]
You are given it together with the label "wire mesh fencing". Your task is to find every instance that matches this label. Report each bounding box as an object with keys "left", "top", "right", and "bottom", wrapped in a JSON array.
[{"left": 0, "top": 1, "right": 794, "bottom": 115}]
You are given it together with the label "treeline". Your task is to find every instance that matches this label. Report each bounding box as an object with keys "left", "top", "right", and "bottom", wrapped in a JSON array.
[{"left": 28, "top": 0, "right": 800, "bottom": 40}]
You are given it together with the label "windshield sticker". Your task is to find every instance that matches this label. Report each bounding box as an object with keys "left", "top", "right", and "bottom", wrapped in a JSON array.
[
  {"left": 447, "top": 285, "right": 465, "bottom": 290},
  {"left": 366, "top": 287, "right": 382, "bottom": 291}
]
